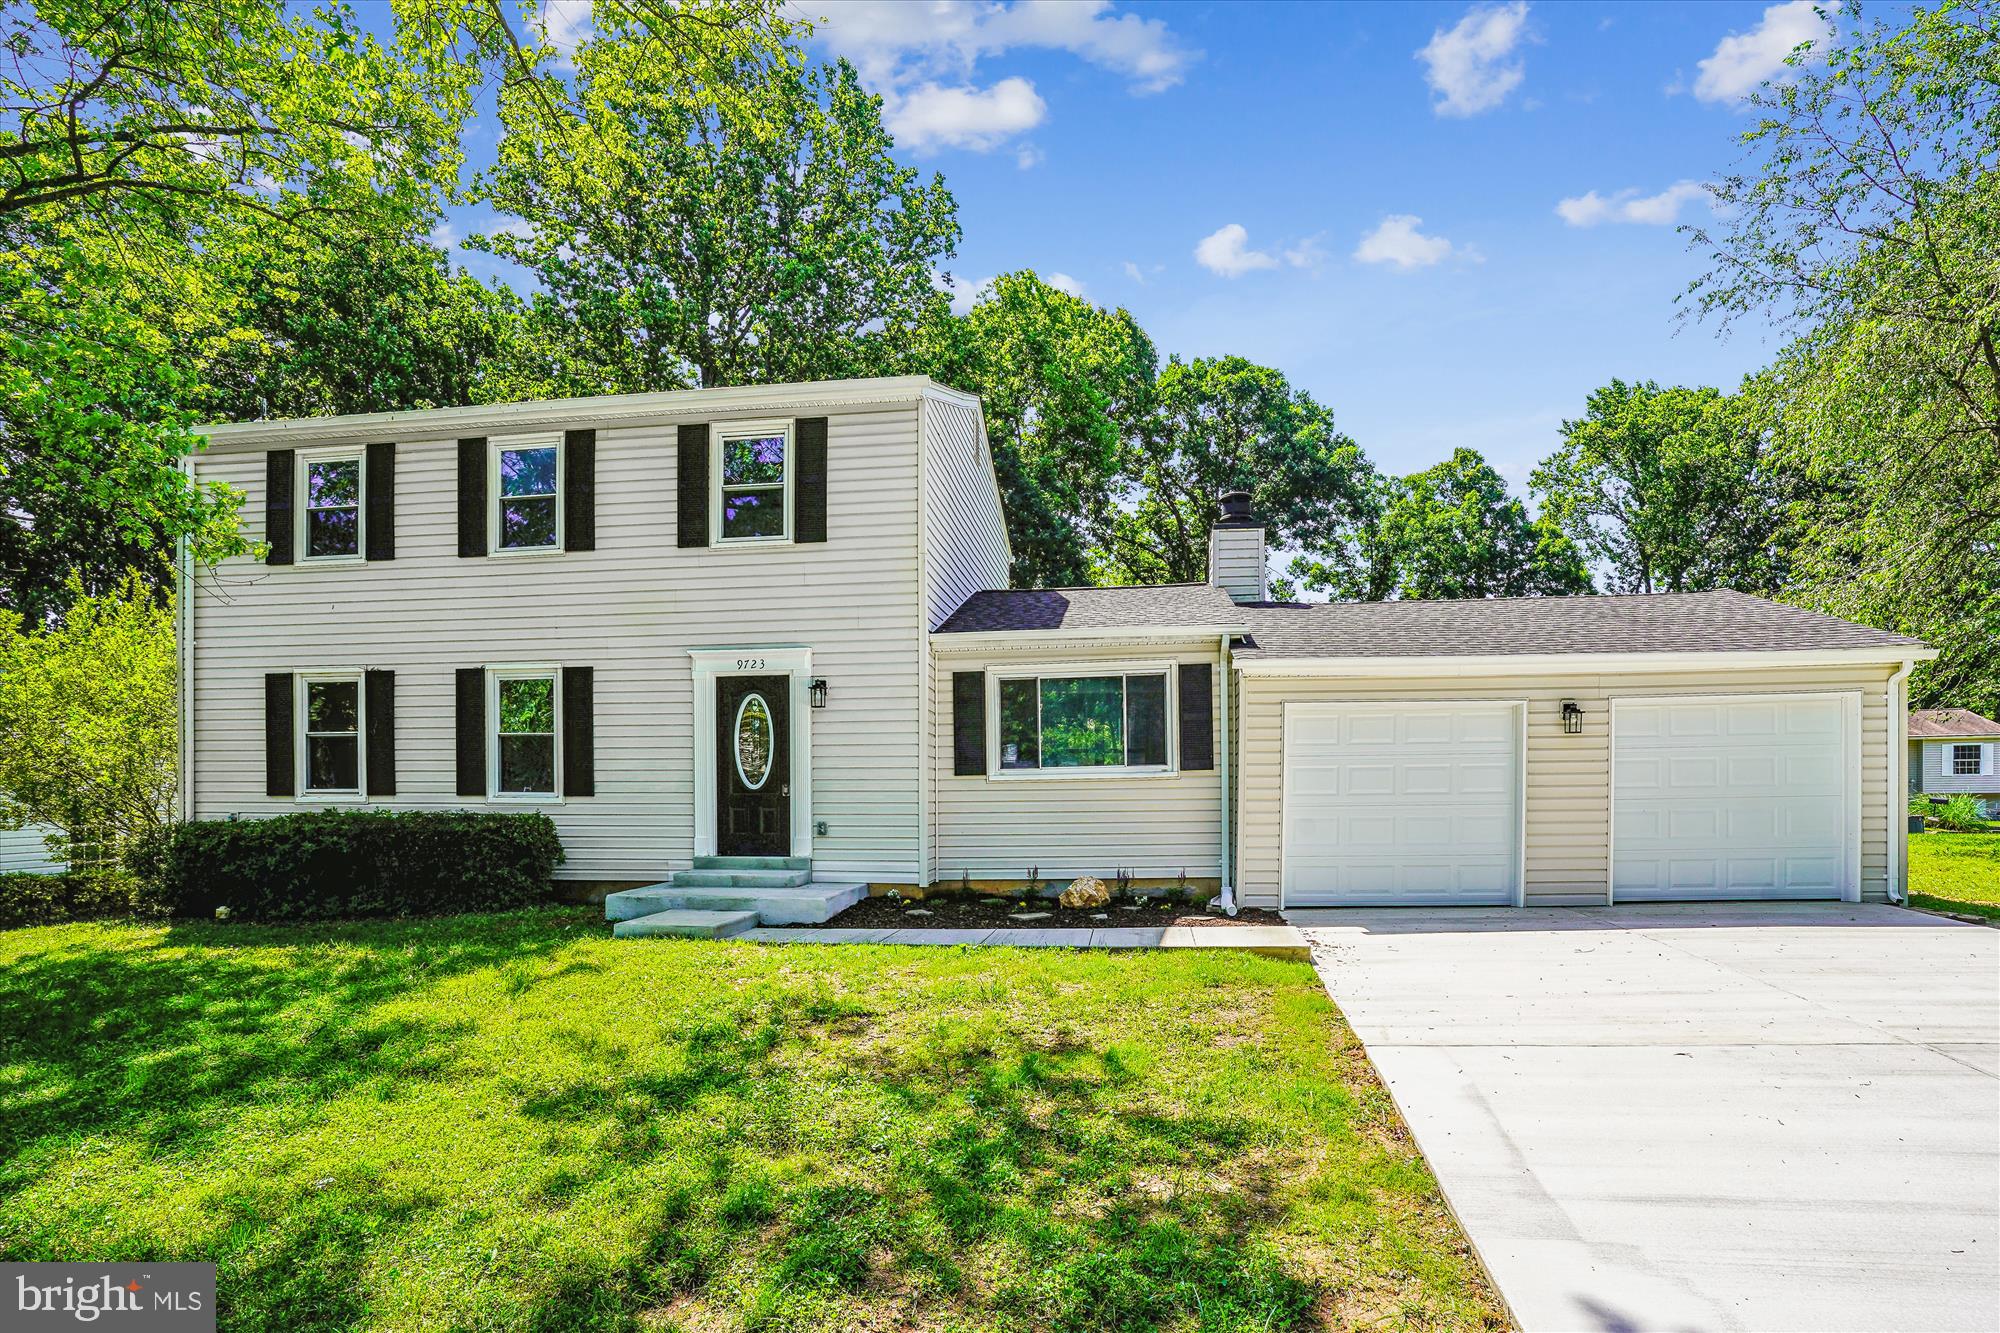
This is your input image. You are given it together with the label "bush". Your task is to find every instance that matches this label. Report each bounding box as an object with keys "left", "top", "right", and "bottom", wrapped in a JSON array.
[
  {"left": 0, "top": 871, "right": 136, "bottom": 930},
  {"left": 132, "top": 809, "right": 565, "bottom": 921},
  {"left": 1934, "top": 794, "right": 1987, "bottom": 834}
]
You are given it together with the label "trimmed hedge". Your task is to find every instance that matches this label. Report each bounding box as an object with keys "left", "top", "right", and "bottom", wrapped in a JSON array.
[
  {"left": 0, "top": 871, "right": 137, "bottom": 930},
  {"left": 133, "top": 809, "right": 565, "bottom": 921}
]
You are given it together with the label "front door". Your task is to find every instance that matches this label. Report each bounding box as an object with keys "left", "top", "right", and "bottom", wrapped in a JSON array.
[{"left": 717, "top": 675, "right": 790, "bottom": 856}]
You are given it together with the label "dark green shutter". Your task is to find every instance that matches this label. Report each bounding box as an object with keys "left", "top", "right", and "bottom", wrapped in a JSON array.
[
  {"left": 365, "top": 669, "right": 396, "bottom": 796},
  {"left": 677, "top": 423, "right": 709, "bottom": 547},
  {"left": 265, "top": 451, "right": 294, "bottom": 565},
  {"left": 1178, "top": 663, "right": 1214, "bottom": 771},
  {"left": 564, "top": 429, "right": 596, "bottom": 552},
  {"left": 457, "top": 438, "right": 486, "bottom": 558},
  {"left": 265, "top": 672, "right": 294, "bottom": 796},
  {"left": 795, "top": 416, "right": 828, "bottom": 543},
  {"left": 365, "top": 442, "right": 396, "bottom": 561},
  {"left": 563, "top": 666, "right": 595, "bottom": 797},
  {"left": 952, "top": 671, "right": 986, "bottom": 776},
  {"left": 455, "top": 668, "right": 486, "bottom": 796}
]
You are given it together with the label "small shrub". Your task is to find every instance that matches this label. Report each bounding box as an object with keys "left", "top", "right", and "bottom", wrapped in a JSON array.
[
  {"left": 0, "top": 870, "right": 136, "bottom": 929},
  {"left": 132, "top": 809, "right": 565, "bottom": 921},
  {"left": 1934, "top": 794, "right": 1986, "bottom": 833},
  {"left": 1908, "top": 791, "right": 1937, "bottom": 820}
]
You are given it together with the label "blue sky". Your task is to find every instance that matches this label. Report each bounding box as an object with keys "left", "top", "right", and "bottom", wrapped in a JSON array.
[{"left": 436, "top": 1, "right": 1854, "bottom": 487}]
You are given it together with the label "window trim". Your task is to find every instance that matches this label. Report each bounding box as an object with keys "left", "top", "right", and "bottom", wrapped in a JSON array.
[
  {"left": 487, "top": 665, "right": 563, "bottom": 801},
  {"left": 708, "top": 419, "right": 794, "bottom": 548},
  {"left": 295, "top": 445, "right": 366, "bottom": 564},
  {"left": 488, "top": 434, "right": 565, "bottom": 557},
  {"left": 295, "top": 670, "right": 366, "bottom": 799},
  {"left": 985, "top": 660, "right": 1179, "bottom": 780},
  {"left": 1951, "top": 742, "right": 1985, "bottom": 777}
]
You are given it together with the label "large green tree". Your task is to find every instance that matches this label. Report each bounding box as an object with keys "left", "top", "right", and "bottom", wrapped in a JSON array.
[
  {"left": 1533, "top": 379, "right": 1783, "bottom": 594},
  {"left": 474, "top": 8, "right": 959, "bottom": 391},
  {"left": 1688, "top": 0, "right": 2000, "bottom": 710},
  {"left": 1101, "top": 356, "right": 1377, "bottom": 587}
]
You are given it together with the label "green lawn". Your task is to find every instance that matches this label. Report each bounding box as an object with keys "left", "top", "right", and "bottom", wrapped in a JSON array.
[
  {"left": 1909, "top": 827, "right": 2000, "bottom": 920},
  {"left": 0, "top": 911, "right": 1501, "bottom": 1332}
]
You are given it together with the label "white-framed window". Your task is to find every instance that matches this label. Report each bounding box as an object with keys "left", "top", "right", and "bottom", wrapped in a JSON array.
[
  {"left": 711, "top": 421, "right": 791, "bottom": 544},
  {"left": 490, "top": 436, "right": 562, "bottom": 553},
  {"left": 1951, "top": 743, "right": 1985, "bottom": 776},
  {"left": 298, "top": 671, "right": 364, "bottom": 796},
  {"left": 989, "top": 663, "right": 1175, "bottom": 778},
  {"left": 298, "top": 446, "right": 364, "bottom": 561},
  {"left": 490, "top": 667, "right": 561, "bottom": 798}
]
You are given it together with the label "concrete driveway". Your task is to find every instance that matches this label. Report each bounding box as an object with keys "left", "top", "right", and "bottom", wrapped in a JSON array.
[{"left": 1291, "top": 903, "right": 2000, "bottom": 1333}]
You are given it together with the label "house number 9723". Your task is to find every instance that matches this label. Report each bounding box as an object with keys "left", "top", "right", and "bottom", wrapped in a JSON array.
[{"left": 736, "top": 658, "right": 765, "bottom": 671}]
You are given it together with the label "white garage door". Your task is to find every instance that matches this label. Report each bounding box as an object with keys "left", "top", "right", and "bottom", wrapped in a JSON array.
[
  {"left": 1283, "top": 703, "right": 1520, "bottom": 907},
  {"left": 1613, "top": 695, "right": 1856, "bottom": 901}
]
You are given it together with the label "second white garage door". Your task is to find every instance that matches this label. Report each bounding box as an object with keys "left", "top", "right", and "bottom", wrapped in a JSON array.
[
  {"left": 1282, "top": 703, "right": 1521, "bottom": 907},
  {"left": 1612, "top": 694, "right": 1858, "bottom": 901}
]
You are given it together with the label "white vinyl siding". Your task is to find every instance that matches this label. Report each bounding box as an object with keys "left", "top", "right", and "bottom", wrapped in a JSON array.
[
  {"left": 1918, "top": 740, "right": 2000, "bottom": 795},
  {"left": 919, "top": 394, "right": 1010, "bottom": 632},
  {"left": 1235, "top": 664, "right": 1898, "bottom": 909},
  {"left": 931, "top": 641, "right": 1223, "bottom": 884},
  {"left": 189, "top": 400, "right": 933, "bottom": 883},
  {"left": 0, "top": 824, "right": 66, "bottom": 875},
  {"left": 1207, "top": 527, "right": 1266, "bottom": 604}
]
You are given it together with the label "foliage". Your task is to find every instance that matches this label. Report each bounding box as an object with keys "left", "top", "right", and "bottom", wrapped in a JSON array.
[
  {"left": 0, "top": 870, "right": 134, "bottom": 929},
  {"left": 474, "top": 5, "right": 958, "bottom": 393},
  {"left": 1932, "top": 793, "right": 1987, "bottom": 833},
  {"left": 131, "top": 809, "right": 565, "bottom": 920},
  {"left": 0, "top": 913, "right": 1505, "bottom": 1329},
  {"left": 0, "top": 574, "right": 176, "bottom": 858},
  {"left": 1689, "top": 0, "right": 2000, "bottom": 712},
  {"left": 1908, "top": 826, "right": 2000, "bottom": 918},
  {"left": 1533, "top": 379, "right": 1783, "bottom": 594},
  {"left": 1102, "top": 355, "right": 1377, "bottom": 587}
]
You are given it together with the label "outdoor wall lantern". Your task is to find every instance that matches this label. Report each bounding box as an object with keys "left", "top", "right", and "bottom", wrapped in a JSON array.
[
  {"left": 1561, "top": 700, "right": 1584, "bottom": 734},
  {"left": 809, "top": 678, "right": 829, "bottom": 709}
]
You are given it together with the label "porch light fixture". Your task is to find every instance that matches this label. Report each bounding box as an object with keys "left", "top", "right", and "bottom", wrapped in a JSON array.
[
  {"left": 809, "top": 677, "right": 829, "bottom": 709},
  {"left": 1561, "top": 700, "right": 1584, "bottom": 735}
]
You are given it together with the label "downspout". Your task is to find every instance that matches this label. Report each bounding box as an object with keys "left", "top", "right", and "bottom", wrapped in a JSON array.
[
  {"left": 1217, "top": 632, "right": 1237, "bottom": 916},
  {"left": 1887, "top": 659, "right": 1914, "bottom": 904},
  {"left": 176, "top": 457, "right": 196, "bottom": 823}
]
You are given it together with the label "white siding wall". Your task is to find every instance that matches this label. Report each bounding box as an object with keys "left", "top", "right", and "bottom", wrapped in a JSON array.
[
  {"left": 189, "top": 404, "right": 929, "bottom": 883},
  {"left": 1, "top": 824, "right": 66, "bottom": 874},
  {"left": 1207, "top": 528, "right": 1266, "bottom": 603},
  {"left": 1235, "top": 663, "right": 1899, "bottom": 908},
  {"left": 919, "top": 394, "right": 1011, "bottom": 631},
  {"left": 931, "top": 641, "right": 1225, "bottom": 884},
  {"left": 1916, "top": 740, "right": 2000, "bottom": 795}
]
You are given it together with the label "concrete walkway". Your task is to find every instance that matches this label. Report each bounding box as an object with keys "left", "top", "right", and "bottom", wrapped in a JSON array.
[
  {"left": 1291, "top": 903, "right": 2000, "bottom": 1333},
  {"left": 742, "top": 924, "right": 1308, "bottom": 957}
]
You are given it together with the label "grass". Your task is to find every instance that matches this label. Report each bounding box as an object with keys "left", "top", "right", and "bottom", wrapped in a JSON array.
[
  {"left": 1909, "top": 824, "right": 2000, "bottom": 920},
  {"left": 0, "top": 910, "right": 1502, "bottom": 1332}
]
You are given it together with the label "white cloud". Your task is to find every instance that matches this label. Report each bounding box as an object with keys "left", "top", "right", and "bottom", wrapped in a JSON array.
[
  {"left": 885, "top": 77, "right": 1046, "bottom": 152},
  {"left": 1194, "top": 223, "right": 1278, "bottom": 278},
  {"left": 1692, "top": 0, "right": 1838, "bottom": 103},
  {"left": 428, "top": 219, "right": 460, "bottom": 249},
  {"left": 936, "top": 271, "right": 994, "bottom": 315},
  {"left": 1353, "top": 215, "right": 1461, "bottom": 269},
  {"left": 807, "top": 0, "right": 1197, "bottom": 95},
  {"left": 1282, "top": 234, "right": 1328, "bottom": 270},
  {"left": 1417, "top": 2, "right": 1531, "bottom": 117},
  {"left": 1122, "top": 260, "right": 1146, "bottom": 283},
  {"left": 1045, "top": 271, "right": 1085, "bottom": 297},
  {"left": 1556, "top": 180, "right": 1709, "bottom": 227},
  {"left": 538, "top": 0, "right": 592, "bottom": 68},
  {"left": 1014, "top": 142, "right": 1045, "bottom": 169}
]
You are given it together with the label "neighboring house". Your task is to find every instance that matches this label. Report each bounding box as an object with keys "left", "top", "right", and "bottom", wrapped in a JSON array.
[
  {"left": 0, "top": 824, "right": 66, "bottom": 875},
  {"left": 1908, "top": 708, "right": 2000, "bottom": 817},
  {"left": 183, "top": 376, "right": 1935, "bottom": 909}
]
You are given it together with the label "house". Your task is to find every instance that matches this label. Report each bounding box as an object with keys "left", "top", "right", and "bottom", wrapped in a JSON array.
[
  {"left": 1908, "top": 708, "right": 2000, "bottom": 817},
  {"left": 181, "top": 376, "right": 1935, "bottom": 916},
  {"left": 0, "top": 824, "right": 66, "bottom": 875}
]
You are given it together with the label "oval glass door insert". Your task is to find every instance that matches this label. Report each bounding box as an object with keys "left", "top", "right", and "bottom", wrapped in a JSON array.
[{"left": 734, "top": 693, "right": 774, "bottom": 790}]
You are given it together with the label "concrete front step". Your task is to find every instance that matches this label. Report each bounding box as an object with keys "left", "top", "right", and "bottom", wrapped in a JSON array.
[
  {"left": 693, "top": 855, "right": 812, "bottom": 871},
  {"left": 670, "top": 868, "right": 814, "bottom": 889},
  {"left": 612, "top": 908, "right": 759, "bottom": 939},
  {"left": 605, "top": 880, "right": 868, "bottom": 926}
]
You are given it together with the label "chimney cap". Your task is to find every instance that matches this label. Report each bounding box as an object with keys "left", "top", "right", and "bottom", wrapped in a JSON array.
[{"left": 1215, "top": 490, "right": 1260, "bottom": 529}]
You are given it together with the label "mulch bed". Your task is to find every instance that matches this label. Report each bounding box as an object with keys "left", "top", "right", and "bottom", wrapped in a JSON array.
[{"left": 800, "top": 894, "right": 1291, "bottom": 931}]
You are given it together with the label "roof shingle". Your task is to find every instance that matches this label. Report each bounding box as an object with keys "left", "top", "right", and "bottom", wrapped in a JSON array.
[
  {"left": 936, "top": 583, "right": 1245, "bottom": 634},
  {"left": 1908, "top": 708, "right": 2000, "bottom": 739}
]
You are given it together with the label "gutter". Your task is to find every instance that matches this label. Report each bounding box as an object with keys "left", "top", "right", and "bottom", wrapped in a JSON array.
[
  {"left": 1235, "top": 647, "right": 1940, "bottom": 676},
  {"left": 1888, "top": 659, "right": 1916, "bottom": 904},
  {"left": 1217, "top": 632, "right": 1236, "bottom": 916}
]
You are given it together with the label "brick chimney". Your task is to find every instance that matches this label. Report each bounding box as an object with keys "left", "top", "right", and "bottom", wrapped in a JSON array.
[{"left": 1207, "top": 490, "right": 1267, "bottom": 603}]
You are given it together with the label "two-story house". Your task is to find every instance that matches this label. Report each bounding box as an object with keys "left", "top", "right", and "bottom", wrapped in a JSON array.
[{"left": 183, "top": 376, "right": 1934, "bottom": 918}]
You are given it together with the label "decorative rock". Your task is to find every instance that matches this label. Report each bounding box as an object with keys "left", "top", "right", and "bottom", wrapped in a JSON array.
[
  {"left": 905, "top": 908, "right": 933, "bottom": 916},
  {"left": 1090, "top": 913, "right": 1109, "bottom": 921},
  {"left": 1059, "top": 875, "right": 1110, "bottom": 909},
  {"left": 1009, "top": 911, "right": 1052, "bottom": 921}
]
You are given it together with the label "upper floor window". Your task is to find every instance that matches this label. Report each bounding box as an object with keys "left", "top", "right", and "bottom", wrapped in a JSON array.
[
  {"left": 994, "top": 667, "right": 1172, "bottom": 776},
  {"left": 300, "top": 448, "right": 363, "bottom": 560},
  {"left": 1952, "top": 743, "right": 1984, "bottom": 776},
  {"left": 492, "top": 438, "right": 561, "bottom": 553},
  {"left": 715, "top": 425, "right": 789, "bottom": 543},
  {"left": 300, "top": 673, "right": 363, "bottom": 795}
]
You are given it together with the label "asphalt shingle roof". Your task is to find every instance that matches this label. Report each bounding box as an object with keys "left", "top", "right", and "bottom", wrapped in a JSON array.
[
  {"left": 1909, "top": 708, "right": 2000, "bottom": 739},
  {"left": 935, "top": 583, "right": 1246, "bottom": 634},
  {"left": 1231, "top": 590, "right": 1926, "bottom": 658}
]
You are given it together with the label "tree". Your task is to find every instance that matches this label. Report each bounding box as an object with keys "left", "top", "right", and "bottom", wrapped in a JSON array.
[
  {"left": 0, "top": 574, "right": 177, "bottom": 861},
  {"left": 1294, "top": 448, "right": 1591, "bottom": 601},
  {"left": 1100, "top": 355, "right": 1377, "bottom": 587},
  {"left": 474, "top": 10, "right": 959, "bottom": 391},
  {"left": 1687, "top": 1, "right": 2000, "bottom": 709},
  {"left": 914, "top": 272, "right": 1156, "bottom": 587},
  {"left": 1533, "top": 378, "right": 1783, "bottom": 594}
]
